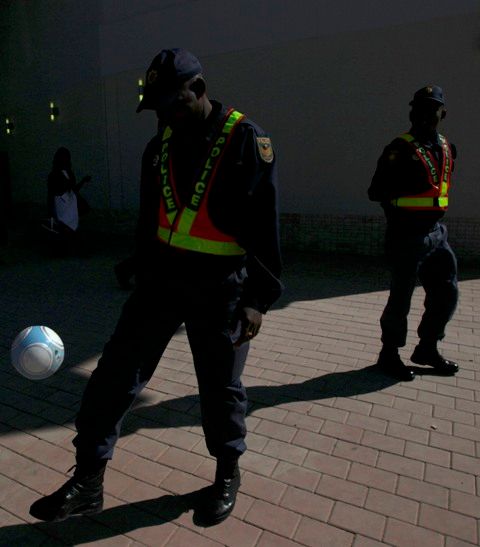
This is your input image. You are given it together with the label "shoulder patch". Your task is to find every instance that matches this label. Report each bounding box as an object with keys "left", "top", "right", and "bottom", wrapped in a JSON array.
[{"left": 256, "top": 137, "right": 274, "bottom": 163}]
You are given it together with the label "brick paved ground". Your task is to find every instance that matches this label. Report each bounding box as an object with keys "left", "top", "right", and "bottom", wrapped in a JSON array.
[{"left": 0, "top": 216, "right": 479, "bottom": 546}]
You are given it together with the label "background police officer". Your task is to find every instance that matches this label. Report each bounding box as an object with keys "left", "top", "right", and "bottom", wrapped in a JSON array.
[
  {"left": 30, "top": 48, "right": 282, "bottom": 526},
  {"left": 368, "top": 85, "right": 459, "bottom": 381}
]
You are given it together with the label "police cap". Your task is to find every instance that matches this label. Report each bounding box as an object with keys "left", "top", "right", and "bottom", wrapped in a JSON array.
[
  {"left": 136, "top": 48, "right": 202, "bottom": 113},
  {"left": 409, "top": 85, "right": 445, "bottom": 106}
]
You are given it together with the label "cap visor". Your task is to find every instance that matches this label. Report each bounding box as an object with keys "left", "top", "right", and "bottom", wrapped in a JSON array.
[
  {"left": 136, "top": 90, "right": 177, "bottom": 113},
  {"left": 410, "top": 98, "right": 444, "bottom": 106}
]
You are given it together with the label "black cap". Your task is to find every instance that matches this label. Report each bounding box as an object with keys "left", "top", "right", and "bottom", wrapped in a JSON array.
[
  {"left": 136, "top": 48, "right": 202, "bottom": 113},
  {"left": 409, "top": 85, "right": 445, "bottom": 106}
]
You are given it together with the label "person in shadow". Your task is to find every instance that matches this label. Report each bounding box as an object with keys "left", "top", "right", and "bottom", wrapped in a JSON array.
[
  {"left": 368, "top": 86, "right": 459, "bottom": 381},
  {"left": 30, "top": 48, "right": 283, "bottom": 527},
  {"left": 43, "top": 147, "right": 91, "bottom": 255}
]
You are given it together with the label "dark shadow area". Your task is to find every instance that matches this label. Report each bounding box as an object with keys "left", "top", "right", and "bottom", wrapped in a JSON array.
[
  {"left": 1, "top": 206, "right": 476, "bottom": 438},
  {"left": 1, "top": 363, "right": 399, "bottom": 439},
  {"left": 0, "top": 486, "right": 213, "bottom": 546},
  {"left": 276, "top": 248, "right": 480, "bottom": 310},
  {"left": 1, "top": 207, "right": 477, "bottom": 544},
  {"left": 0, "top": 366, "right": 399, "bottom": 545},
  {"left": 121, "top": 364, "right": 400, "bottom": 435}
]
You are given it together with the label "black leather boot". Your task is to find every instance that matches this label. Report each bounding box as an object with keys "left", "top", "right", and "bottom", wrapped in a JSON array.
[
  {"left": 411, "top": 344, "right": 459, "bottom": 375},
  {"left": 196, "top": 460, "right": 240, "bottom": 526},
  {"left": 377, "top": 347, "right": 415, "bottom": 381},
  {"left": 29, "top": 463, "right": 106, "bottom": 522}
]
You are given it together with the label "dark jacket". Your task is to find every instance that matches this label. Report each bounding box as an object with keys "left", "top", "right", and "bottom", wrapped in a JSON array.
[
  {"left": 368, "top": 130, "right": 456, "bottom": 235},
  {"left": 135, "top": 100, "right": 283, "bottom": 313}
]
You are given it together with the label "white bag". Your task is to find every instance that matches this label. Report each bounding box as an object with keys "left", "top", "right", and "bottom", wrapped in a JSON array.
[{"left": 54, "top": 190, "right": 79, "bottom": 231}]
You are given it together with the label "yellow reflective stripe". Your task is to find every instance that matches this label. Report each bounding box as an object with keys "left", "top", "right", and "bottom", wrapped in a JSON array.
[
  {"left": 222, "top": 110, "right": 243, "bottom": 133},
  {"left": 399, "top": 133, "right": 414, "bottom": 142},
  {"left": 172, "top": 109, "right": 243, "bottom": 238},
  {"left": 157, "top": 227, "right": 246, "bottom": 255},
  {"left": 162, "top": 126, "right": 172, "bottom": 141},
  {"left": 176, "top": 207, "right": 196, "bottom": 234},
  {"left": 399, "top": 133, "right": 440, "bottom": 183},
  {"left": 160, "top": 125, "right": 178, "bottom": 221},
  {"left": 166, "top": 211, "right": 177, "bottom": 224},
  {"left": 391, "top": 197, "right": 448, "bottom": 207},
  {"left": 439, "top": 134, "right": 451, "bottom": 187},
  {"left": 438, "top": 197, "right": 448, "bottom": 207}
]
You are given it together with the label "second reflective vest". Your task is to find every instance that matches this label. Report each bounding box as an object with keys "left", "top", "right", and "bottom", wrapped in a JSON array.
[
  {"left": 156, "top": 108, "right": 247, "bottom": 256},
  {"left": 390, "top": 133, "right": 452, "bottom": 211}
]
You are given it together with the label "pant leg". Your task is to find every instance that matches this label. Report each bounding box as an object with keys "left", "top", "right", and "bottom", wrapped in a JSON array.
[
  {"left": 380, "top": 232, "right": 429, "bottom": 348},
  {"left": 417, "top": 224, "right": 458, "bottom": 344},
  {"left": 184, "top": 270, "right": 249, "bottom": 461},
  {"left": 73, "top": 288, "right": 183, "bottom": 463}
]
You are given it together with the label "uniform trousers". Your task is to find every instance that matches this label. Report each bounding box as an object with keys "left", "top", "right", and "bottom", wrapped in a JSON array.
[
  {"left": 73, "top": 264, "right": 249, "bottom": 466},
  {"left": 380, "top": 222, "right": 458, "bottom": 348}
]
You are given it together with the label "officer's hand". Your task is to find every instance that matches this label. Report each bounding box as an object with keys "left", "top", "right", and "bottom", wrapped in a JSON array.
[{"left": 234, "top": 307, "right": 263, "bottom": 347}]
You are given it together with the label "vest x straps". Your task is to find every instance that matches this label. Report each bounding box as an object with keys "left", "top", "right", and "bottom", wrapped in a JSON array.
[
  {"left": 390, "top": 133, "right": 452, "bottom": 211},
  {"left": 157, "top": 109, "right": 247, "bottom": 256}
]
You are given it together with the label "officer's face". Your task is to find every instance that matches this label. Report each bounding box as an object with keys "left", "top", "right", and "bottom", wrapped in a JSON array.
[
  {"left": 155, "top": 77, "right": 203, "bottom": 128},
  {"left": 410, "top": 102, "right": 446, "bottom": 132}
]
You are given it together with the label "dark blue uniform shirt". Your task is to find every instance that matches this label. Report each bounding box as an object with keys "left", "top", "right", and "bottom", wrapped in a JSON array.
[
  {"left": 135, "top": 100, "right": 283, "bottom": 313},
  {"left": 368, "top": 129, "right": 457, "bottom": 235}
]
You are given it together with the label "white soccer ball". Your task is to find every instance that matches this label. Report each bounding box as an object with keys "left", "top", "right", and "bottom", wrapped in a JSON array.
[{"left": 11, "top": 326, "right": 65, "bottom": 380}]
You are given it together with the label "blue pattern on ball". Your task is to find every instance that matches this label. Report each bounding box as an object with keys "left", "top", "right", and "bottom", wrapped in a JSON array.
[{"left": 11, "top": 326, "right": 64, "bottom": 380}]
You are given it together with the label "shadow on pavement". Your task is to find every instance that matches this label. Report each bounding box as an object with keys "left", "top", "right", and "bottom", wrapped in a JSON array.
[
  {"left": 0, "top": 366, "right": 399, "bottom": 545},
  {"left": 0, "top": 487, "right": 211, "bottom": 545},
  {"left": 1, "top": 209, "right": 476, "bottom": 544}
]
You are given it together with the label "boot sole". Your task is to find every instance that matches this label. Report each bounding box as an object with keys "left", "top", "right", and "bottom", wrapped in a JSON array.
[
  {"left": 194, "top": 506, "right": 234, "bottom": 527},
  {"left": 410, "top": 357, "right": 458, "bottom": 375},
  {"left": 30, "top": 500, "right": 103, "bottom": 522}
]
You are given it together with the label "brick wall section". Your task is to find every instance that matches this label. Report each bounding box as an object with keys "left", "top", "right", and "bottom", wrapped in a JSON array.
[
  {"left": 280, "top": 213, "right": 480, "bottom": 259},
  {"left": 9, "top": 203, "right": 480, "bottom": 260}
]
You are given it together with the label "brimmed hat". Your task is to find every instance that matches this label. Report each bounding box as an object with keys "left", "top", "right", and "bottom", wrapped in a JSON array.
[
  {"left": 409, "top": 85, "right": 445, "bottom": 106},
  {"left": 136, "top": 48, "right": 202, "bottom": 113}
]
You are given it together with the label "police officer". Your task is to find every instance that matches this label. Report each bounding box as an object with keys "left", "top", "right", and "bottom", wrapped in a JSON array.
[
  {"left": 368, "top": 85, "right": 459, "bottom": 381},
  {"left": 30, "top": 48, "right": 282, "bottom": 525}
]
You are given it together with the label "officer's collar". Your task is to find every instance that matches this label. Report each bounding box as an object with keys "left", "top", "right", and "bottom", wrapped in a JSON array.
[
  {"left": 204, "top": 100, "right": 228, "bottom": 143},
  {"left": 161, "top": 101, "right": 230, "bottom": 143},
  {"left": 410, "top": 127, "right": 441, "bottom": 146}
]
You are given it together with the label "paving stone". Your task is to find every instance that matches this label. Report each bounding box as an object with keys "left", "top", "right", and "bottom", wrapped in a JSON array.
[
  {"left": 271, "top": 460, "right": 322, "bottom": 492},
  {"left": 424, "top": 463, "right": 476, "bottom": 494},
  {"left": 280, "top": 485, "right": 334, "bottom": 522},
  {"left": 396, "top": 476, "right": 449, "bottom": 508},
  {"left": 244, "top": 499, "right": 301, "bottom": 539},
  {"left": 316, "top": 474, "right": 368, "bottom": 507},
  {"left": 365, "top": 488, "right": 419, "bottom": 524},
  {"left": 329, "top": 502, "right": 386, "bottom": 540},
  {"left": 2, "top": 238, "right": 480, "bottom": 546},
  {"left": 348, "top": 462, "right": 398, "bottom": 493},
  {"left": 419, "top": 504, "right": 478, "bottom": 544},
  {"left": 384, "top": 518, "right": 444, "bottom": 547},
  {"left": 294, "top": 516, "right": 354, "bottom": 547}
]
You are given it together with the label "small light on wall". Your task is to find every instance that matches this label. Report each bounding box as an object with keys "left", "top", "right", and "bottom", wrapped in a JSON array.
[
  {"left": 138, "top": 79, "right": 144, "bottom": 103},
  {"left": 5, "top": 117, "right": 14, "bottom": 135},
  {"left": 49, "top": 101, "right": 59, "bottom": 121}
]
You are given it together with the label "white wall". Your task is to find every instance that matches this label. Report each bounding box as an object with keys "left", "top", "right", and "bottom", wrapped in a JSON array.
[{"left": 1, "top": 0, "right": 479, "bottom": 217}]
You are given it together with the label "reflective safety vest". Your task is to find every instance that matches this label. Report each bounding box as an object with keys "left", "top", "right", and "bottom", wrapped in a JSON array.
[
  {"left": 390, "top": 133, "right": 452, "bottom": 211},
  {"left": 156, "top": 108, "right": 247, "bottom": 256}
]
